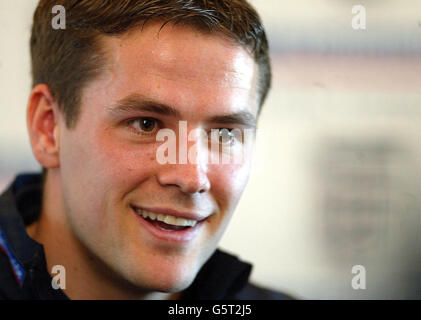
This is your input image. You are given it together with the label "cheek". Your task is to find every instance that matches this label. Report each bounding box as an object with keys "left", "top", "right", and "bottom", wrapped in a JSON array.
[
  {"left": 59, "top": 125, "right": 162, "bottom": 249},
  {"left": 210, "top": 161, "right": 251, "bottom": 212},
  {"left": 59, "top": 126, "right": 158, "bottom": 220},
  {"left": 90, "top": 128, "right": 158, "bottom": 188},
  {"left": 202, "top": 163, "right": 251, "bottom": 248}
]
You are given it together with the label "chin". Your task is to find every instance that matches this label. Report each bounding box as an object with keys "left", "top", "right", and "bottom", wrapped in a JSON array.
[
  {"left": 136, "top": 269, "right": 197, "bottom": 294},
  {"left": 157, "top": 277, "right": 194, "bottom": 294},
  {"left": 120, "top": 257, "right": 200, "bottom": 294}
]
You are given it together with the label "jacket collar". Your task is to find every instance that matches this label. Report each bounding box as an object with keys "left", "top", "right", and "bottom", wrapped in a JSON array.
[{"left": 0, "top": 174, "right": 44, "bottom": 284}]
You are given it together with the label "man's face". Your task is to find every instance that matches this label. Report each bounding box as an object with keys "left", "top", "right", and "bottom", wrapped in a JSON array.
[{"left": 57, "top": 22, "right": 258, "bottom": 293}]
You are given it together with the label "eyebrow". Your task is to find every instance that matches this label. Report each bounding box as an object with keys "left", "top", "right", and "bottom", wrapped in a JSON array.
[
  {"left": 108, "top": 93, "right": 257, "bottom": 129},
  {"left": 108, "top": 94, "right": 181, "bottom": 118},
  {"left": 207, "top": 112, "right": 257, "bottom": 129}
]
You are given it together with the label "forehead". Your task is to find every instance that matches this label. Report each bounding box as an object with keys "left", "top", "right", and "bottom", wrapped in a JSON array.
[{"left": 93, "top": 21, "right": 259, "bottom": 118}]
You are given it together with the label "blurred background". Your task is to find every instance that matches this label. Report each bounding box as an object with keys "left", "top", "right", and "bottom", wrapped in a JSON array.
[{"left": 1, "top": 0, "right": 420, "bottom": 299}]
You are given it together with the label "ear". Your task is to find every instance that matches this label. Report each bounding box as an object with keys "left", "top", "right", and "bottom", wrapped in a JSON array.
[{"left": 27, "top": 84, "right": 61, "bottom": 169}]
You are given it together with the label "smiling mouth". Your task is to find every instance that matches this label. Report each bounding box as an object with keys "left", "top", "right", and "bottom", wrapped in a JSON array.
[{"left": 131, "top": 206, "right": 198, "bottom": 232}]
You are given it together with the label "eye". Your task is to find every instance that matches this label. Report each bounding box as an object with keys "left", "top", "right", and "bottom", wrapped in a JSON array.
[
  {"left": 127, "top": 118, "right": 158, "bottom": 134},
  {"left": 212, "top": 128, "right": 237, "bottom": 146}
]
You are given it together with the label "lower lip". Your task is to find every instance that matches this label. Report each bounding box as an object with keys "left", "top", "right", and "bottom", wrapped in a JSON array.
[{"left": 132, "top": 208, "right": 204, "bottom": 243}]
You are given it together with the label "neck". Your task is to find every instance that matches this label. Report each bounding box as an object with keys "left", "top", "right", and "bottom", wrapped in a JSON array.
[{"left": 26, "top": 170, "right": 179, "bottom": 300}]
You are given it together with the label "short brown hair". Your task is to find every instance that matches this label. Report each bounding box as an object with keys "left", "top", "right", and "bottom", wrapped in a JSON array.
[{"left": 31, "top": 0, "right": 271, "bottom": 128}]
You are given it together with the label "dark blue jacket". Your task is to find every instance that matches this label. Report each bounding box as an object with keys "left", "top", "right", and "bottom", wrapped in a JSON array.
[{"left": 0, "top": 173, "right": 292, "bottom": 300}]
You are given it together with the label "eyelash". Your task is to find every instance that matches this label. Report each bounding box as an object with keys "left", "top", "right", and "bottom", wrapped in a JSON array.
[{"left": 125, "top": 117, "right": 239, "bottom": 145}]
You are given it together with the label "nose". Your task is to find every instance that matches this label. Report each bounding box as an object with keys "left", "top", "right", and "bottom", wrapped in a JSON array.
[
  {"left": 156, "top": 161, "right": 210, "bottom": 194},
  {"left": 155, "top": 124, "right": 212, "bottom": 194},
  {"left": 156, "top": 130, "right": 211, "bottom": 194}
]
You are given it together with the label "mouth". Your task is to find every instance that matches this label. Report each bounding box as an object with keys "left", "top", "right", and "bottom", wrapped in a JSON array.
[{"left": 131, "top": 205, "right": 207, "bottom": 242}]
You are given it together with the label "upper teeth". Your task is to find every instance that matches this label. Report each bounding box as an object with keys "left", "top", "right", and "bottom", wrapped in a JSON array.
[{"left": 135, "top": 208, "right": 197, "bottom": 227}]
